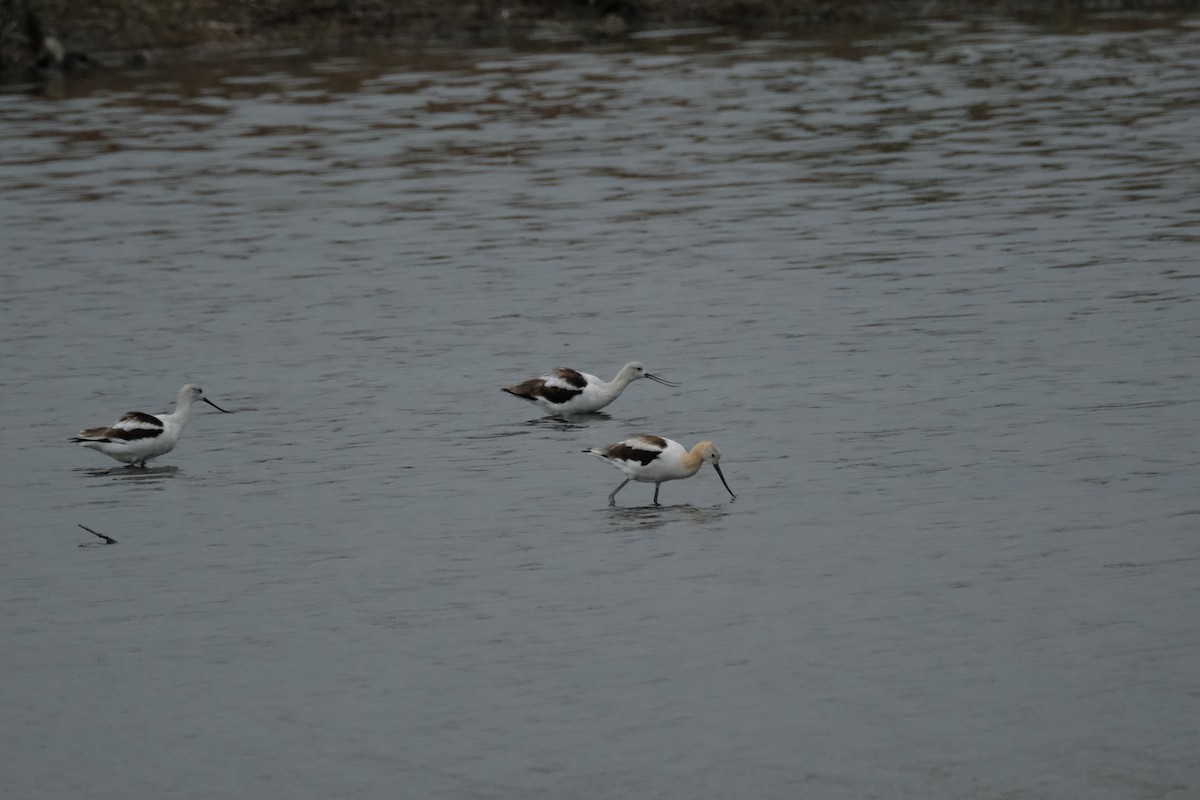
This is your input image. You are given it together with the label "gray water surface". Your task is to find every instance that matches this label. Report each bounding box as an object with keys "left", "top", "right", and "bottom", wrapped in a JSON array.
[{"left": 2, "top": 15, "right": 1198, "bottom": 800}]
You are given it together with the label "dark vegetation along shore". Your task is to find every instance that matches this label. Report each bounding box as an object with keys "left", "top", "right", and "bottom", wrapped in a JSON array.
[{"left": 2, "top": 0, "right": 1197, "bottom": 75}]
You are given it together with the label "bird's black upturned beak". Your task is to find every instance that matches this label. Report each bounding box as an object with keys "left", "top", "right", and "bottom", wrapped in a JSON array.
[
  {"left": 645, "top": 373, "right": 681, "bottom": 388},
  {"left": 203, "top": 397, "right": 233, "bottom": 413},
  {"left": 713, "top": 463, "right": 736, "bottom": 500}
]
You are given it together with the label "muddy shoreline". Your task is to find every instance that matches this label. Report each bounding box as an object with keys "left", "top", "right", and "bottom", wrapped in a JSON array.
[{"left": 3, "top": 0, "right": 1197, "bottom": 74}]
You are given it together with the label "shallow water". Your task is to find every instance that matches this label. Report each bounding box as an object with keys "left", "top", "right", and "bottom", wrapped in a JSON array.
[{"left": 2, "top": 14, "right": 1199, "bottom": 799}]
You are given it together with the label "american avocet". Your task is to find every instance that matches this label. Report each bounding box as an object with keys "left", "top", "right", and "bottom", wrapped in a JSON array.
[
  {"left": 584, "top": 435, "right": 736, "bottom": 506},
  {"left": 502, "top": 362, "right": 679, "bottom": 416},
  {"left": 70, "top": 383, "right": 232, "bottom": 467}
]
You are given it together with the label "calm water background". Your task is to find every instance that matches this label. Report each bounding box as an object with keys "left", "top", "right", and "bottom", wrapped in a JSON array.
[{"left": 2, "top": 13, "right": 1198, "bottom": 799}]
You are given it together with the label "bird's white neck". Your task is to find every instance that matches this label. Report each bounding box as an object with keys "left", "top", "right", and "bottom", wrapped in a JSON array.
[
  {"left": 608, "top": 365, "right": 638, "bottom": 391},
  {"left": 681, "top": 444, "right": 709, "bottom": 475},
  {"left": 167, "top": 391, "right": 196, "bottom": 425}
]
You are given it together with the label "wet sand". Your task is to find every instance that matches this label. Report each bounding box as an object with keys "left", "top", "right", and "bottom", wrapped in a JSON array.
[{"left": 4, "top": 0, "right": 1198, "bottom": 74}]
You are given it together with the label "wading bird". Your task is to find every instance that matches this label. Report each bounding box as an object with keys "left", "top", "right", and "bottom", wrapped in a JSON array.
[
  {"left": 584, "top": 435, "right": 735, "bottom": 506},
  {"left": 502, "top": 362, "right": 678, "bottom": 416},
  {"left": 70, "top": 383, "right": 232, "bottom": 467}
]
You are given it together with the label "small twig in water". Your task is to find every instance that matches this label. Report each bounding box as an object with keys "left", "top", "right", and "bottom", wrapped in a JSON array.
[{"left": 78, "top": 524, "right": 118, "bottom": 544}]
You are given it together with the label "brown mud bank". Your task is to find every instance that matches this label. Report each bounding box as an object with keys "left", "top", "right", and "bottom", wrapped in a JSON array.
[{"left": 2, "top": 0, "right": 1197, "bottom": 74}]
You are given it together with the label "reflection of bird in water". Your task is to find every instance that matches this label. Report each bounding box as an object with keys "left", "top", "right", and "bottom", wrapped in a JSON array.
[
  {"left": 83, "top": 465, "right": 180, "bottom": 480},
  {"left": 24, "top": 8, "right": 91, "bottom": 72},
  {"left": 584, "top": 435, "right": 736, "bottom": 506},
  {"left": 70, "top": 384, "right": 233, "bottom": 467},
  {"left": 503, "top": 361, "right": 679, "bottom": 417},
  {"left": 606, "top": 504, "right": 726, "bottom": 530}
]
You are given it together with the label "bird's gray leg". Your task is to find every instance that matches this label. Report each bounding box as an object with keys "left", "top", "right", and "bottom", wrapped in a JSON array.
[
  {"left": 608, "top": 479, "right": 630, "bottom": 505},
  {"left": 653, "top": 483, "right": 661, "bottom": 505}
]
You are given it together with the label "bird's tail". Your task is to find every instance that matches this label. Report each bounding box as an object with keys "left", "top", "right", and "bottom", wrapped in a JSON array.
[
  {"left": 70, "top": 427, "right": 110, "bottom": 443},
  {"left": 501, "top": 387, "right": 534, "bottom": 401}
]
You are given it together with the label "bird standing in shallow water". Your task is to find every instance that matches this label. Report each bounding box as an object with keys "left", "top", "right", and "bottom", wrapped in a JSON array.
[
  {"left": 585, "top": 435, "right": 736, "bottom": 506},
  {"left": 70, "top": 383, "right": 232, "bottom": 467},
  {"left": 502, "top": 361, "right": 679, "bottom": 417}
]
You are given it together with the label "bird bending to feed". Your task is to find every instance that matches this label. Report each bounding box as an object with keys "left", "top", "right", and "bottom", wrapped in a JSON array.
[
  {"left": 502, "top": 361, "right": 679, "bottom": 416},
  {"left": 70, "top": 383, "right": 232, "bottom": 467},
  {"left": 584, "top": 435, "right": 736, "bottom": 506}
]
